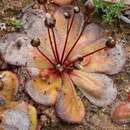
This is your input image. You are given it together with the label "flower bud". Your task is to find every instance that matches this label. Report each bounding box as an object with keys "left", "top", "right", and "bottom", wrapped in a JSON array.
[
  {"left": 31, "top": 38, "right": 41, "bottom": 47},
  {"left": 64, "top": 12, "right": 71, "bottom": 19},
  {"left": 44, "top": 13, "right": 56, "bottom": 28},
  {"left": 74, "top": 6, "right": 80, "bottom": 13},
  {"left": 106, "top": 37, "right": 116, "bottom": 48}
]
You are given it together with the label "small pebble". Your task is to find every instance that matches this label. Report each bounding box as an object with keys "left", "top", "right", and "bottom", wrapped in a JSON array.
[{"left": 0, "top": 23, "right": 6, "bottom": 31}]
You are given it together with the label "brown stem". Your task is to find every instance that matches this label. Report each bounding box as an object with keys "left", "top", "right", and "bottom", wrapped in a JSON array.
[
  {"left": 47, "top": 28, "right": 58, "bottom": 63},
  {"left": 63, "top": 16, "right": 91, "bottom": 64},
  {"left": 66, "top": 46, "right": 107, "bottom": 66},
  {"left": 63, "top": 21, "right": 86, "bottom": 64},
  {"left": 61, "top": 13, "right": 75, "bottom": 63},
  {"left": 82, "top": 46, "right": 106, "bottom": 58},
  {"left": 37, "top": 47, "right": 55, "bottom": 65},
  {"left": 42, "top": 4, "right": 58, "bottom": 63},
  {"left": 51, "top": 28, "right": 60, "bottom": 63}
]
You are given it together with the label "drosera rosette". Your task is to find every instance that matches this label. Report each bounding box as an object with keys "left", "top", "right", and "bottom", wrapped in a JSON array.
[
  {"left": 0, "top": 101, "right": 37, "bottom": 130},
  {"left": 111, "top": 93, "right": 130, "bottom": 124},
  {"left": 0, "top": 0, "right": 126, "bottom": 123}
]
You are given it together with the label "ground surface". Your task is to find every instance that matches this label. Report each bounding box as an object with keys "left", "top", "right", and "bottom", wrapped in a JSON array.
[{"left": 0, "top": 0, "right": 130, "bottom": 130}]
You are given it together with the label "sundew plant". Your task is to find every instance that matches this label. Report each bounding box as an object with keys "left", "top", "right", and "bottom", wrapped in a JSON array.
[{"left": 0, "top": 0, "right": 126, "bottom": 129}]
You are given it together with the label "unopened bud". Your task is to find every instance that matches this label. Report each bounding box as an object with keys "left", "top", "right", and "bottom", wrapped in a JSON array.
[
  {"left": 74, "top": 6, "right": 80, "bottom": 13},
  {"left": 31, "top": 37, "right": 41, "bottom": 47},
  {"left": 106, "top": 37, "right": 116, "bottom": 48},
  {"left": 64, "top": 11, "right": 71, "bottom": 19},
  {"left": 45, "top": 13, "right": 56, "bottom": 28}
]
